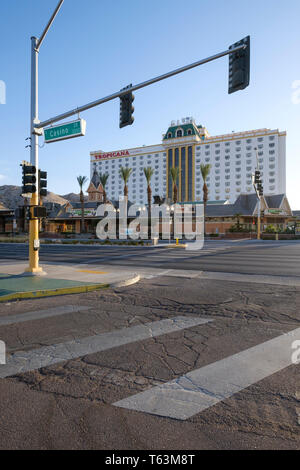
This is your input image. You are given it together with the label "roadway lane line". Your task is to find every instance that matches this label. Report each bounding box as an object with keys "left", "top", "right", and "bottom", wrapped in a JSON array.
[
  {"left": 113, "top": 327, "right": 300, "bottom": 420},
  {"left": 0, "top": 305, "right": 91, "bottom": 327},
  {"left": 0, "top": 316, "right": 212, "bottom": 379}
]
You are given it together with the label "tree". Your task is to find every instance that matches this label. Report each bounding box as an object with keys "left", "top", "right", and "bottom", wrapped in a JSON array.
[
  {"left": 99, "top": 173, "right": 109, "bottom": 204},
  {"left": 77, "top": 175, "right": 88, "bottom": 233},
  {"left": 143, "top": 167, "right": 154, "bottom": 211},
  {"left": 170, "top": 167, "right": 180, "bottom": 204},
  {"left": 200, "top": 163, "right": 211, "bottom": 235},
  {"left": 119, "top": 167, "right": 132, "bottom": 198},
  {"left": 233, "top": 213, "right": 243, "bottom": 231}
]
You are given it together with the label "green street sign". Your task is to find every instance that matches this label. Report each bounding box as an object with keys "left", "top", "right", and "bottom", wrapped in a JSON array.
[{"left": 43, "top": 119, "right": 86, "bottom": 143}]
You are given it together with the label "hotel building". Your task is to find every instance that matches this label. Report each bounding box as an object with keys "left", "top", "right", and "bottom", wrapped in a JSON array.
[{"left": 90, "top": 118, "right": 286, "bottom": 205}]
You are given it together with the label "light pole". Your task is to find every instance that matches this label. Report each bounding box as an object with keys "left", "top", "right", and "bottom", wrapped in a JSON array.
[
  {"left": 25, "top": 0, "right": 64, "bottom": 275},
  {"left": 254, "top": 147, "right": 261, "bottom": 240}
]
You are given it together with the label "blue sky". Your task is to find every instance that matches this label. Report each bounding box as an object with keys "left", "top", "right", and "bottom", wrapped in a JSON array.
[{"left": 0, "top": 0, "right": 299, "bottom": 208}]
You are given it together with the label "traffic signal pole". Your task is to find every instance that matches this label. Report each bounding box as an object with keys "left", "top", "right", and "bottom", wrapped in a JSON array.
[
  {"left": 35, "top": 43, "right": 247, "bottom": 130},
  {"left": 25, "top": 36, "right": 42, "bottom": 274},
  {"left": 25, "top": 0, "right": 64, "bottom": 275}
]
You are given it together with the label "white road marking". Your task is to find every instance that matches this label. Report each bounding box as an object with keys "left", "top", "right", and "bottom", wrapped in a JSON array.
[
  {"left": 0, "top": 316, "right": 211, "bottom": 379},
  {"left": 114, "top": 327, "right": 300, "bottom": 420},
  {"left": 0, "top": 305, "right": 91, "bottom": 327}
]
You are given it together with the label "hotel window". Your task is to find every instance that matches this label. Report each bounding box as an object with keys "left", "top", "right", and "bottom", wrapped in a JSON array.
[
  {"left": 269, "top": 136, "right": 275, "bottom": 141},
  {"left": 246, "top": 139, "right": 252, "bottom": 143},
  {"left": 167, "top": 133, "right": 172, "bottom": 138},
  {"left": 181, "top": 147, "right": 186, "bottom": 201},
  {"left": 225, "top": 142, "right": 230, "bottom": 147},
  {"left": 269, "top": 150, "right": 275, "bottom": 155},
  {"left": 176, "top": 130, "right": 183, "bottom": 137},
  {"left": 188, "top": 146, "right": 193, "bottom": 200},
  {"left": 168, "top": 149, "right": 172, "bottom": 197}
]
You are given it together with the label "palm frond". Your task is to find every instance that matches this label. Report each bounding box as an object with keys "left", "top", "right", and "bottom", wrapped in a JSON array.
[
  {"left": 200, "top": 164, "right": 211, "bottom": 182},
  {"left": 119, "top": 166, "right": 133, "bottom": 184}
]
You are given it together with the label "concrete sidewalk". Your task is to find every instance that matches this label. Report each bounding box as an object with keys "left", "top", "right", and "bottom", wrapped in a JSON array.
[{"left": 0, "top": 263, "right": 140, "bottom": 302}]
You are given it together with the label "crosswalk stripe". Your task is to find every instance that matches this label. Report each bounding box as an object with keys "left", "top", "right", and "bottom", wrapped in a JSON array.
[
  {"left": 113, "top": 327, "right": 300, "bottom": 420},
  {"left": 0, "top": 316, "right": 211, "bottom": 379},
  {"left": 0, "top": 305, "right": 91, "bottom": 327}
]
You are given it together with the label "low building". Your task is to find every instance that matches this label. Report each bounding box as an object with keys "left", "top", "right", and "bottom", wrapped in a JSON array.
[
  {"left": 0, "top": 203, "right": 14, "bottom": 233},
  {"left": 205, "top": 193, "right": 292, "bottom": 235}
]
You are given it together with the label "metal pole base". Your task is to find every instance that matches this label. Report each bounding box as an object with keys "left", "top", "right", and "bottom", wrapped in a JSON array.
[{"left": 24, "top": 266, "right": 47, "bottom": 276}]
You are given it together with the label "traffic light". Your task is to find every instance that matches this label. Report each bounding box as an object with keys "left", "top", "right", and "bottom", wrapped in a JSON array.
[
  {"left": 39, "top": 170, "right": 48, "bottom": 197},
  {"left": 254, "top": 170, "right": 261, "bottom": 184},
  {"left": 22, "top": 164, "right": 37, "bottom": 194},
  {"left": 228, "top": 36, "right": 250, "bottom": 94},
  {"left": 119, "top": 85, "right": 135, "bottom": 128},
  {"left": 30, "top": 206, "right": 47, "bottom": 219}
]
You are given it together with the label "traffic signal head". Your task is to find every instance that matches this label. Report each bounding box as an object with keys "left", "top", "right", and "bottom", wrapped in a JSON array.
[
  {"left": 39, "top": 170, "right": 48, "bottom": 197},
  {"left": 120, "top": 85, "right": 135, "bottom": 128},
  {"left": 228, "top": 36, "right": 250, "bottom": 94},
  {"left": 22, "top": 165, "right": 37, "bottom": 194},
  {"left": 254, "top": 170, "right": 261, "bottom": 184}
]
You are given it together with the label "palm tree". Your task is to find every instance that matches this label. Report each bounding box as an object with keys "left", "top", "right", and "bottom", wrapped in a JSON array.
[
  {"left": 77, "top": 175, "right": 88, "bottom": 233},
  {"left": 200, "top": 163, "right": 211, "bottom": 235},
  {"left": 143, "top": 167, "right": 154, "bottom": 211},
  {"left": 99, "top": 173, "right": 109, "bottom": 203},
  {"left": 144, "top": 167, "right": 154, "bottom": 238},
  {"left": 170, "top": 167, "right": 180, "bottom": 204},
  {"left": 119, "top": 167, "right": 132, "bottom": 198}
]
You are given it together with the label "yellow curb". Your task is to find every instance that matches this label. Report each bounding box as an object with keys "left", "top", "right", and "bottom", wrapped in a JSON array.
[{"left": 0, "top": 283, "right": 109, "bottom": 303}]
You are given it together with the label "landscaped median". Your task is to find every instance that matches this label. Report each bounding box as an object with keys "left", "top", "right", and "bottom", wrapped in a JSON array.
[{"left": 0, "top": 264, "right": 140, "bottom": 302}]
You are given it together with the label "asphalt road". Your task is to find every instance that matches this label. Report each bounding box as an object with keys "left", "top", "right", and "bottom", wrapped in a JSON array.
[
  {"left": 0, "top": 275, "right": 299, "bottom": 450},
  {"left": 0, "top": 240, "right": 300, "bottom": 277}
]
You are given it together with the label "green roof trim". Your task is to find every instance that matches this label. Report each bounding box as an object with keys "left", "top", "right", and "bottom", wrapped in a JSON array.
[{"left": 163, "top": 123, "right": 200, "bottom": 140}]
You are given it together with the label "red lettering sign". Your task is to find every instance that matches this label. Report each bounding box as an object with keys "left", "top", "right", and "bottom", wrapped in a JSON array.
[{"left": 94, "top": 150, "right": 130, "bottom": 160}]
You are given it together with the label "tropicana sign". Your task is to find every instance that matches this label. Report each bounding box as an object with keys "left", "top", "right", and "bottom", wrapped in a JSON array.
[{"left": 94, "top": 150, "right": 130, "bottom": 160}]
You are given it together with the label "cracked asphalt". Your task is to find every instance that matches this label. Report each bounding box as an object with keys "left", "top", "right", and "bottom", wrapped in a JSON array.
[{"left": 0, "top": 275, "right": 299, "bottom": 450}]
